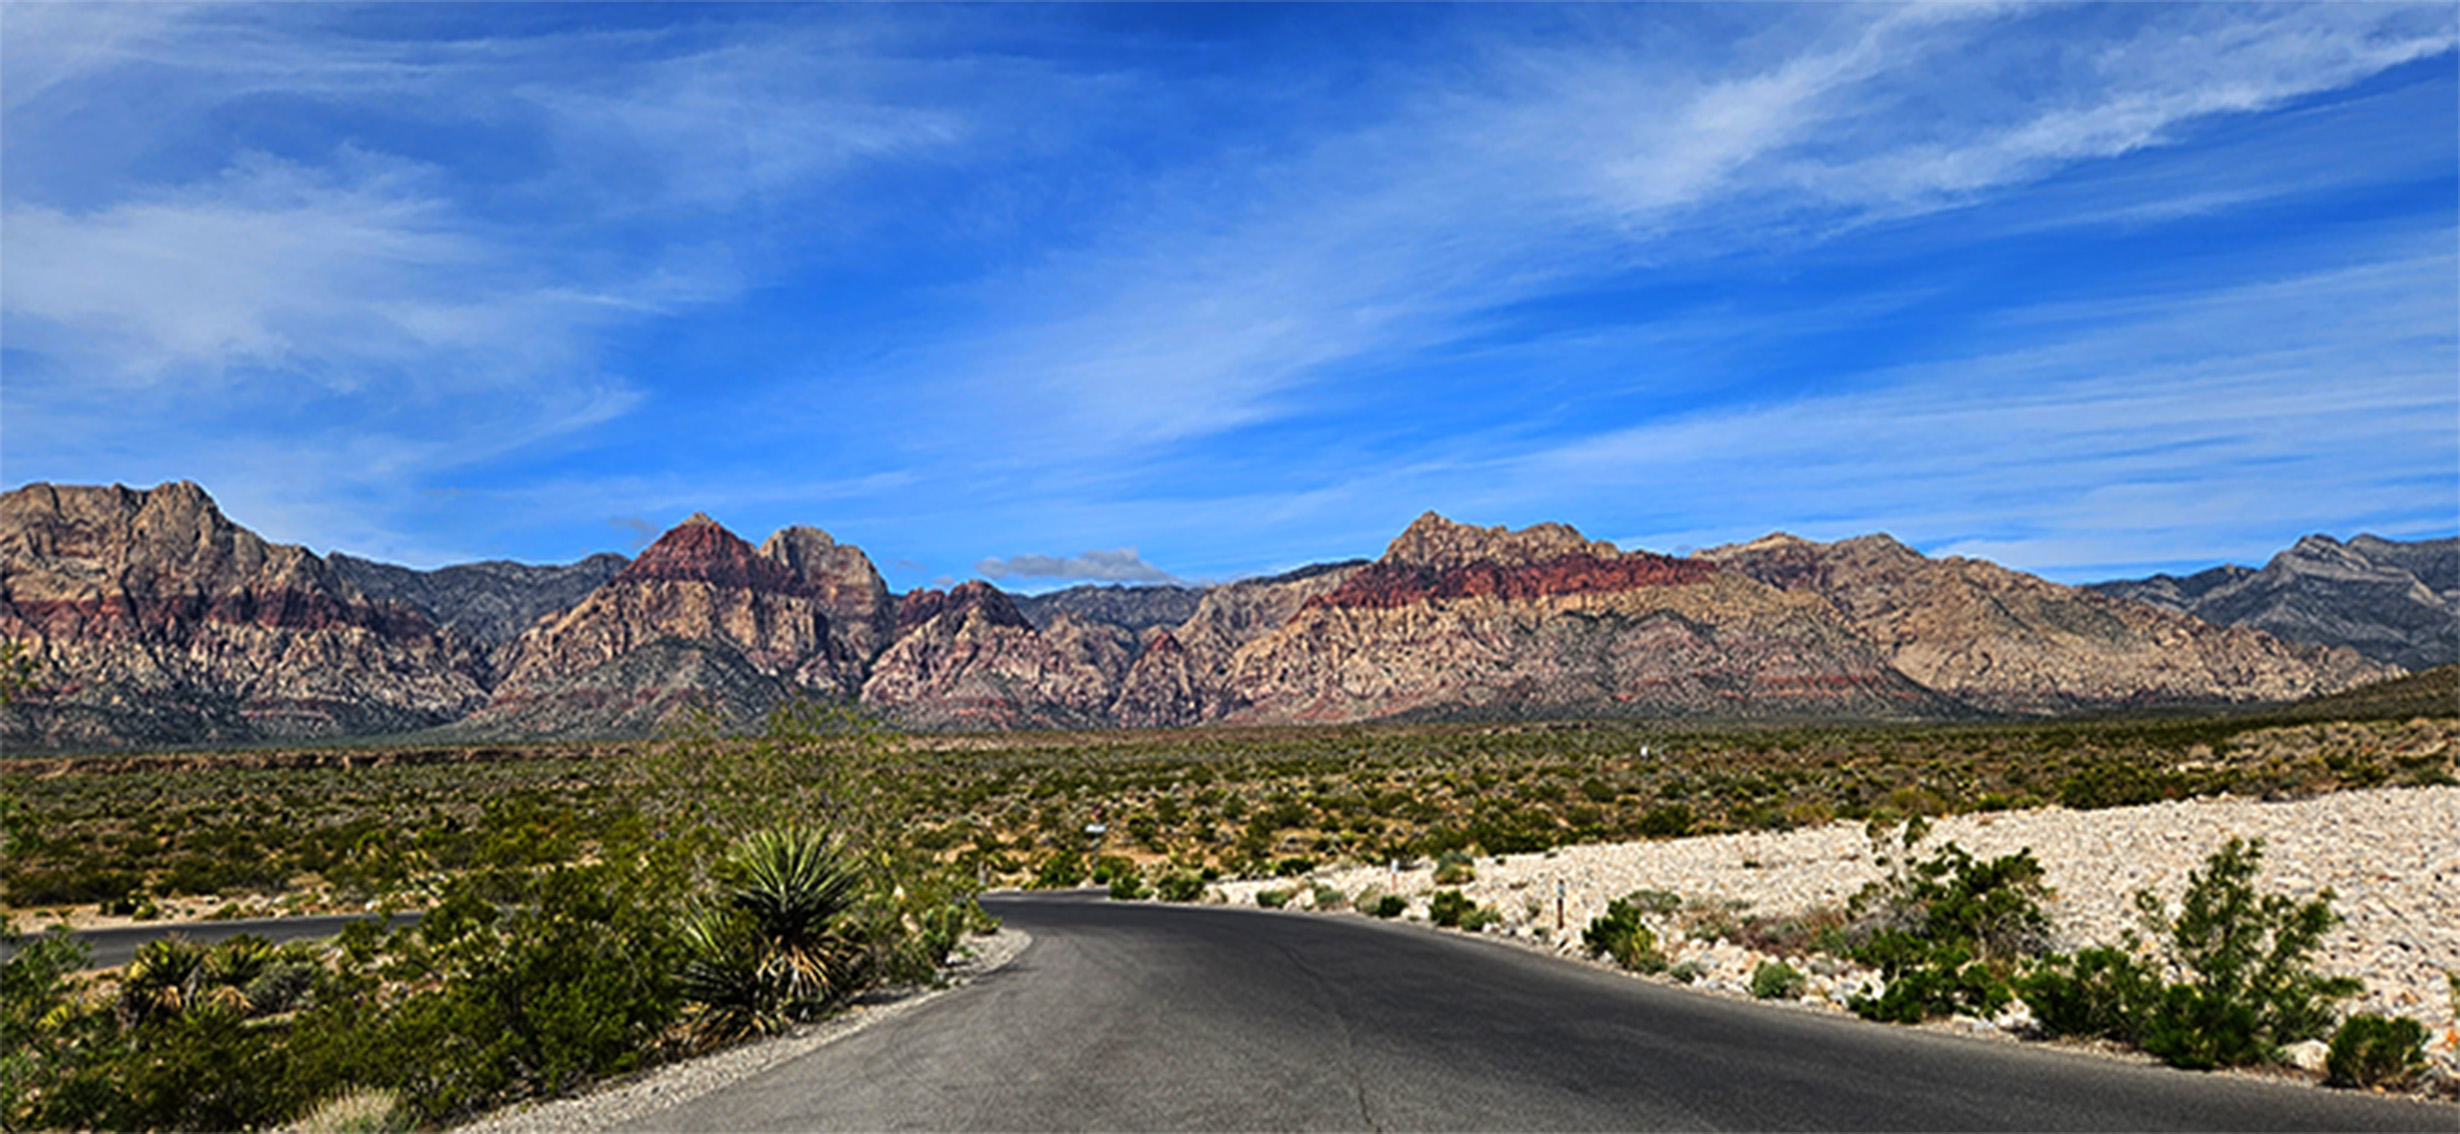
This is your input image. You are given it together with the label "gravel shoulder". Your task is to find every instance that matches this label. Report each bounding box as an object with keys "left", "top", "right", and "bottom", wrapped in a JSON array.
[{"left": 453, "top": 928, "right": 1031, "bottom": 1134}]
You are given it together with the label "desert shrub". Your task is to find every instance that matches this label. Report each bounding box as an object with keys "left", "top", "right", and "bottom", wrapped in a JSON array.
[
  {"left": 366, "top": 865, "right": 685, "bottom": 1124},
  {"left": 1844, "top": 819, "right": 2049, "bottom": 1023},
  {"left": 2019, "top": 838, "right": 2359, "bottom": 1071},
  {"left": 1751, "top": 961, "right": 1807, "bottom": 1000},
  {"left": 1273, "top": 856, "right": 1317, "bottom": 877},
  {"left": 1427, "top": 889, "right": 1483, "bottom": 928},
  {"left": 1668, "top": 959, "right": 1708, "bottom": 984},
  {"left": 1584, "top": 897, "right": 1667, "bottom": 973},
  {"left": 1638, "top": 803, "right": 1694, "bottom": 838},
  {"left": 1156, "top": 871, "right": 1206, "bottom": 902},
  {"left": 1309, "top": 883, "right": 1349, "bottom": 911},
  {"left": 2133, "top": 838, "right": 2359, "bottom": 1070},
  {"left": 2, "top": 919, "right": 102, "bottom": 1130},
  {"left": 1107, "top": 872, "right": 1149, "bottom": 901},
  {"left": 1256, "top": 888, "right": 1293, "bottom": 909},
  {"left": 1432, "top": 850, "right": 1476, "bottom": 886},
  {"left": 1369, "top": 894, "right": 1407, "bottom": 918},
  {"left": 1089, "top": 855, "right": 1139, "bottom": 886},
  {"left": 2326, "top": 1014, "right": 2427, "bottom": 1089},
  {"left": 1032, "top": 850, "right": 1087, "bottom": 889},
  {"left": 2016, "top": 945, "right": 2160, "bottom": 1042},
  {"left": 289, "top": 1086, "right": 409, "bottom": 1134}
]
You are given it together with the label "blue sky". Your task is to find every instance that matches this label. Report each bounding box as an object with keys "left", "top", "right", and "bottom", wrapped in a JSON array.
[{"left": 4, "top": 3, "right": 2455, "bottom": 591}]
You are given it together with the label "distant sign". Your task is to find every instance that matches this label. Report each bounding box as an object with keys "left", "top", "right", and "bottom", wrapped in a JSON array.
[{"left": 1084, "top": 824, "right": 1108, "bottom": 835}]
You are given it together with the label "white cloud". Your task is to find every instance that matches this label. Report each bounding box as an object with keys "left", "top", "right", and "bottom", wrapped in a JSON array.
[
  {"left": 977, "top": 548, "right": 1181, "bottom": 585},
  {"left": 937, "top": 4, "right": 2455, "bottom": 462}
]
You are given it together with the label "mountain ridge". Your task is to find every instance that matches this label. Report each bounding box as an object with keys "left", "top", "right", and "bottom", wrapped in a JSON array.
[{"left": 1, "top": 481, "right": 2433, "bottom": 751}]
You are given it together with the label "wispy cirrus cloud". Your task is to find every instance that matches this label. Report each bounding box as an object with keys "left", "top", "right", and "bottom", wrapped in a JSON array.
[{"left": 937, "top": 3, "right": 2455, "bottom": 458}]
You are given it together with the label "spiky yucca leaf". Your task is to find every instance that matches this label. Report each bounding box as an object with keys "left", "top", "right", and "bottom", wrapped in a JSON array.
[{"left": 725, "top": 826, "right": 863, "bottom": 945}]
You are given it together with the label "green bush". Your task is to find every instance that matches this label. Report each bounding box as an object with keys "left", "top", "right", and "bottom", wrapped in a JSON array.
[
  {"left": 2018, "top": 838, "right": 2359, "bottom": 1072},
  {"left": 1668, "top": 959, "right": 1708, "bottom": 984},
  {"left": 1273, "top": 856, "right": 1317, "bottom": 877},
  {"left": 1583, "top": 897, "right": 1667, "bottom": 973},
  {"left": 1156, "top": 871, "right": 1206, "bottom": 902},
  {"left": 2016, "top": 945, "right": 2160, "bottom": 1042},
  {"left": 1309, "top": 883, "right": 1348, "bottom": 911},
  {"left": 2326, "top": 1014, "right": 2427, "bottom": 1089},
  {"left": 1751, "top": 961, "right": 1807, "bottom": 1000},
  {"left": 1369, "top": 894, "right": 1407, "bottom": 918},
  {"left": 1844, "top": 820, "right": 2049, "bottom": 1023},
  {"left": 1032, "top": 850, "right": 1086, "bottom": 889},
  {"left": 1256, "top": 888, "right": 1293, "bottom": 909},
  {"left": 1107, "top": 872, "right": 1149, "bottom": 901},
  {"left": 1638, "top": 803, "right": 1694, "bottom": 838},
  {"left": 1432, "top": 850, "right": 1476, "bottom": 886},
  {"left": 1428, "top": 889, "right": 1484, "bottom": 928},
  {"left": 2135, "top": 838, "right": 2357, "bottom": 1070}
]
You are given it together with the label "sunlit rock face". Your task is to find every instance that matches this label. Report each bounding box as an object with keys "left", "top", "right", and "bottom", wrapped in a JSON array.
[
  {"left": 1196, "top": 514, "right": 1958, "bottom": 726},
  {"left": 0, "top": 481, "right": 486, "bottom": 749},
  {"left": 1704, "top": 532, "right": 2396, "bottom": 716}
]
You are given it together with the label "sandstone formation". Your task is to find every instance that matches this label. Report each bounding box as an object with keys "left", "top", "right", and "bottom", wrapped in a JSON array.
[
  {"left": 858, "top": 582, "right": 1122, "bottom": 730},
  {"left": 2090, "top": 534, "right": 2458, "bottom": 673},
  {"left": 0, "top": 482, "right": 485, "bottom": 749},
  {"left": 1112, "top": 561, "right": 1363, "bottom": 727},
  {"left": 1704, "top": 532, "right": 2395, "bottom": 715},
  {"left": 468, "top": 515, "right": 894, "bottom": 736},
  {"left": 1209, "top": 514, "right": 1956, "bottom": 724}
]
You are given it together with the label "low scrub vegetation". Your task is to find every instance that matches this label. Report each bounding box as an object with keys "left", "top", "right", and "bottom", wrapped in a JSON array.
[{"left": 0, "top": 703, "right": 990, "bottom": 1132}]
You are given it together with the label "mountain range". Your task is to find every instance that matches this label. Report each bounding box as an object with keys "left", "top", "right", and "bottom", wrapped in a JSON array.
[{"left": 1, "top": 481, "right": 2439, "bottom": 752}]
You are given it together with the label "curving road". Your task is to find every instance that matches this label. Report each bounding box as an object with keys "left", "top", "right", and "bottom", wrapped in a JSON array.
[
  {"left": 1, "top": 912, "right": 422, "bottom": 970},
  {"left": 630, "top": 893, "right": 2453, "bottom": 1132}
]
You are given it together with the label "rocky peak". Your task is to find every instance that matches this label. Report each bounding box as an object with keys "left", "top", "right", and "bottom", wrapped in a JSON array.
[
  {"left": 760, "top": 525, "right": 893, "bottom": 662},
  {"left": 615, "top": 515, "right": 805, "bottom": 595},
  {"left": 896, "top": 580, "right": 1030, "bottom": 634},
  {"left": 1381, "top": 512, "right": 1620, "bottom": 570},
  {"left": 1316, "top": 516, "right": 1713, "bottom": 612}
]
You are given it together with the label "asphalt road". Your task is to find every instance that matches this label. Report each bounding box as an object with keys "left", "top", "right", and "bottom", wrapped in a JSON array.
[
  {"left": 633, "top": 893, "right": 2452, "bottom": 1133},
  {"left": 1, "top": 911, "right": 422, "bottom": 969}
]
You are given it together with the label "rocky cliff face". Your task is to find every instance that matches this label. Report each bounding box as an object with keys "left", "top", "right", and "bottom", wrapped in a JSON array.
[
  {"left": 2090, "top": 534, "right": 2457, "bottom": 673},
  {"left": 859, "top": 582, "right": 1123, "bottom": 729},
  {"left": 1704, "top": 532, "right": 2395, "bottom": 715},
  {"left": 327, "top": 551, "right": 628, "bottom": 651},
  {"left": 0, "top": 482, "right": 486, "bottom": 749},
  {"left": 1201, "top": 514, "right": 1957, "bottom": 725},
  {"left": 467, "top": 515, "right": 886, "bottom": 736},
  {"left": 1112, "top": 561, "right": 1363, "bottom": 726}
]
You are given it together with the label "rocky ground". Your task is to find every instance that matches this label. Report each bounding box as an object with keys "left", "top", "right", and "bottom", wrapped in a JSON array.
[{"left": 1219, "top": 784, "right": 2460, "bottom": 1094}]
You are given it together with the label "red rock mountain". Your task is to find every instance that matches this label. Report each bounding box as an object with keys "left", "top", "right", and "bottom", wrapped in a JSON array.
[
  {"left": 1204, "top": 514, "right": 1957, "bottom": 724},
  {"left": 466, "top": 514, "right": 891, "bottom": 737},
  {"left": 1700, "top": 532, "right": 2393, "bottom": 714},
  {"left": 0, "top": 482, "right": 485, "bottom": 749},
  {"left": 0, "top": 483, "right": 2412, "bottom": 749},
  {"left": 857, "top": 582, "right": 1127, "bottom": 729}
]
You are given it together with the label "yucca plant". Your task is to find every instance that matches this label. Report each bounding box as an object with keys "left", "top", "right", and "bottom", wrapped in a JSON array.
[
  {"left": 118, "top": 937, "right": 208, "bottom": 1028},
  {"left": 676, "top": 826, "right": 865, "bottom": 1047}
]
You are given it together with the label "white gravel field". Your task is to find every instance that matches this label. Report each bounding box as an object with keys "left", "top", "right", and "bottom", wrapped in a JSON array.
[{"left": 1223, "top": 784, "right": 2460, "bottom": 1081}]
